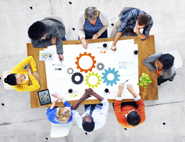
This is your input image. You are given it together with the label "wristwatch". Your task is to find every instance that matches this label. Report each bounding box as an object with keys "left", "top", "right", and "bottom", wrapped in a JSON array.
[{"left": 137, "top": 32, "right": 141, "bottom": 36}]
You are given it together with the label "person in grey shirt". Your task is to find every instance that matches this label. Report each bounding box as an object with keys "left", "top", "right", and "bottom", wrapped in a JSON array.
[
  {"left": 143, "top": 53, "right": 176, "bottom": 85},
  {"left": 28, "top": 19, "right": 66, "bottom": 62}
]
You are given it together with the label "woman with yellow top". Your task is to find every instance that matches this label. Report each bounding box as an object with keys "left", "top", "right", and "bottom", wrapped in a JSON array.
[{"left": 4, "top": 56, "right": 40, "bottom": 92}]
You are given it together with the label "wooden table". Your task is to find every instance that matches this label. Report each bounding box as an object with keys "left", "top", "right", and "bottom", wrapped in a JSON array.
[{"left": 27, "top": 35, "right": 158, "bottom": 108}]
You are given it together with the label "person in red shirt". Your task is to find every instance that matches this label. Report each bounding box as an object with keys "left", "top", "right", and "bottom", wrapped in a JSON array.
[{"left": 114, "top": 83, "right": 146, "bottom": 129}]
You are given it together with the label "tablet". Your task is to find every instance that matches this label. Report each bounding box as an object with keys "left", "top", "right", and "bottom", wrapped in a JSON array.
[{"left": 37, "top": 89, "right": 52, "bottom": 106}]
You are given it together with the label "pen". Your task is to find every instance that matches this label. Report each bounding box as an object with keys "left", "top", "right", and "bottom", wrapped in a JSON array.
[
  {"left": 59, "top": 55, "right": 62, "bottom": 64},
  {"left": 123, "top": 79, "right": 129, "bottom": 84}
]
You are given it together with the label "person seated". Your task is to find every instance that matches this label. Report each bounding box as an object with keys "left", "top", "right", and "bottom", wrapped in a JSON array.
[
  {"left": 143, "top": 53, "right": 176, "bottom": 85},
  {"left": 46, "top": 93, "right": 72, "bottom": 124},
  {"left": 28, "top": 18, "right": 66, "bottom": 62},
  {"left": 110, "top": 8, "right": 153, "bottom": 51},
  {"left": 72, "top": 88, "right": 109, "bottom": 132},
  {"left": 114, "top": 83, "right": 146, "bottom": 129},
  {"left": 78, "top": 6, "right": 109, "bottom": 49},
  {"left": 4, "top": 56, "right": 40, "bottom": 92}
]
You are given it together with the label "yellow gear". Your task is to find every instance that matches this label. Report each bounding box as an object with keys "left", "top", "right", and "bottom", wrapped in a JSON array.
[{"left": 85, "top": 72, "right": 101, "bottom": 88}]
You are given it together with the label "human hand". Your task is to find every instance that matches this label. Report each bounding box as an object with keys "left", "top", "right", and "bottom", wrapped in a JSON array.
[
  {"left": 33, "top": 71, "right": 40, "bottom": 82},
  {"left": 51, "top": 37, "right": 56, "bottom": 45},
  {"left": 153, "top": 70, "right": 160, "bottom": 78},
  {"left": 58, "top": 54, "right": 64, "bottom": 61},
  {"left": 118, "top": 83, "right": 124, "bottom": 92},
  {"left": 85, "top": 88, "right": 94, "bottom": 95},
  {"left": 26, "top": 65, "right": 32, "bottom": 75},
  {"left": 92, "top": 33, "right": 99, "bottom": 40},
  {"left": 52, "top": 93, "right": 66, "bottom": 102},
  {"left": 127, "top": 83, "right": 137, "bottom": 97},
  {"left": 52, "top": 93, "right": 62, "bottom": 99},
  {"left": 53, "top": 99, "right": 59, "bottom": 104},
  {"left": 110, "top": 44, "right": 117, "bottom": 51},
  {"left": 127, "top": 83, "right": 134, "bottom": 91},
  {"left": 82, "top": 92, "right": 91, "bottom": 99},
  {"left": 81, "top": 37, "right": 88, "bottom": 49},
  {"left": 134, "top": 26, "right": 140, "bottom": 34}
]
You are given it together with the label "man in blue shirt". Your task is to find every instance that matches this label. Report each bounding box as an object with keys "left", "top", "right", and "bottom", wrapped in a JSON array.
[
  {"left": 72, "top": 88, "right": 109, "bottom": 132},
  {"left": 110, "top": 8, "right": 153, "bottom": 51}
]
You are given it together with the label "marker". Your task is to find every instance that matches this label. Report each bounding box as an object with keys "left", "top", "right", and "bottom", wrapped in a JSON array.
[
  {"left": 123, "top": 79, "right": 129, "bottom": 84},
  {"left": 59, "top": 55, "right": 62, "bottom": 63}
]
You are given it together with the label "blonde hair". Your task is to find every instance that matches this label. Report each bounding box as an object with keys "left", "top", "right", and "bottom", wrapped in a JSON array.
[
  {"left": 55, "top": 106, "right": 71, "bottom": 123},
  {"left": 84, "top": 6, "right": 100, "bottom": 20}
]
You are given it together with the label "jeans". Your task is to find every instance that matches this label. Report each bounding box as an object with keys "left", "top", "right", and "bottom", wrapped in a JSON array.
[
  {"left": 157, "top": 77, "right": 170, "bottom": 86},
  {"left": 62, "top": 37, "right": 66, "bottom": 41}
]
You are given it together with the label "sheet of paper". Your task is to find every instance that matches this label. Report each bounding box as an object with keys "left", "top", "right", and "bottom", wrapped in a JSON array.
[
  {"left": 39, "top": 50, "right": 54, "bottom": 61},
  {"left": 118, "top": 61, "right": 132, "bottom": 76},
  {"left": 44, "top": 40, "right": 139, "bottom": 101},
  {"left": 53, "top": 64, "right": 70, "bottom": 80}
]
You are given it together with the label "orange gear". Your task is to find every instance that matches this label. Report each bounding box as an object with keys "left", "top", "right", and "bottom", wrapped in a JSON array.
[{"left": 75, "top": 52, "right": 96, "bottom": 73}]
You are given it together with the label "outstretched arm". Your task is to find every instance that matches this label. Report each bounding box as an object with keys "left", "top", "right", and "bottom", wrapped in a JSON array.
[
  {"left": 72, "top": 93, "right": 90, "bottom": 110},
  {"left": 143, "top": 53, "right": 162, "bottom": 72},
  {"left": 50, "top": 99, "right": 59, "bottom": 109},
  {"left": 110, "top": 32, "right": 122, "bottom": 51},
  {"left": 127, "top": 83, "right": 138, "bottom": 98},
  {"left": 51, "top": 93, "right": 66, "bottom": 103},
  {"left": 85, "top": 88, "right": 103, "bottom": 102},
  {"left": 114, "top": 83, "right": 124, "bottom": 123}
]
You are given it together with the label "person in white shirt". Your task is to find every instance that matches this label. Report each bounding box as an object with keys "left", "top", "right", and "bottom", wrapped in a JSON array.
[
  {"left": 72, "top": 88, "right": 109, "bottom": 132},
  {"left": 78, "top": 6, "right": 109, "bottom": 49}
]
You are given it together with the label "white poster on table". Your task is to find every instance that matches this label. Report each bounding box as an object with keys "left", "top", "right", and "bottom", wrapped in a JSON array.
[{"left": 44, "top": 40, "right": 139, "bottom": 102}]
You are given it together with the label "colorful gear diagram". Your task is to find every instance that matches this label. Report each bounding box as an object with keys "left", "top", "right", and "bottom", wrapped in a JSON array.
[
  {"left": 96, "top": 62, "right": 105, "bottom": 71},
  {"left": 101, "top": 67, "right": 120, "bottom": 86},
  {"left": 85, "top": 72, "right": 101, "bottom": 88},
  {"left": 71, "top": 72, "right": 84, "bottom": 85},
  {"left": 75, "top": 52, "right": 96, "bottom": 73},
  {"left": 44, "top": 54, "right": 48, "bottom": 59}
]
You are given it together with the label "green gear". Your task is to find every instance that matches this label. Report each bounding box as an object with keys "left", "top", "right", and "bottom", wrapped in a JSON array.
[{"left": 85, "top": 72, "right": 101, "bottom": 88}]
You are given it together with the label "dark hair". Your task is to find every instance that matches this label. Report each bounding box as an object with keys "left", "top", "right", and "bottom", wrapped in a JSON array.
[
  {"left": 4, "top": 74, "right": 17, "bottom": 85},
  {"left": 158, "top": 53, "right": 175, "bottom": 69},
  {"left": 137, "top": 14, "right": 150, "bottom": 26},
  {"left": 82, "top": 119, "right": 95, "bottom": 132},
  {"left": 127, "top": 111, "right": 141, "bottom": 126},
  {"left": 28, "top": 21, "right": 47, "bottom": 40}
]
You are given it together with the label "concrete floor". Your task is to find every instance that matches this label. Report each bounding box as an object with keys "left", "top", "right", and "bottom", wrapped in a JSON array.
[{"left": 0, "top": 0, "right": 185, "bottom": 142}]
